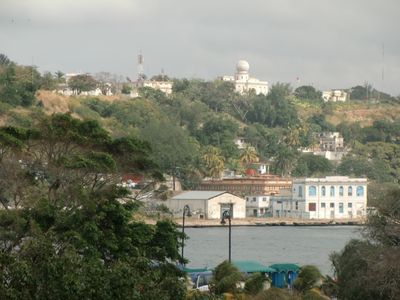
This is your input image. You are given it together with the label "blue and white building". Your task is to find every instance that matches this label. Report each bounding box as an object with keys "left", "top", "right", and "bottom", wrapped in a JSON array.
[{"left": 271, "top": 176, "right": 367, "bottom": 219}]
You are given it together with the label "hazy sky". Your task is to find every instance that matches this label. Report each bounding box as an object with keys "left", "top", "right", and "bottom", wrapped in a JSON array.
[{"left": 1, "top": 0, "right": 399, "bottom": 95}]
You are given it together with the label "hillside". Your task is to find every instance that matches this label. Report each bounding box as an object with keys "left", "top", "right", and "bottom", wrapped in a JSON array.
[{"left": 1, "top": 76, "right": 400, "bottom": 193}]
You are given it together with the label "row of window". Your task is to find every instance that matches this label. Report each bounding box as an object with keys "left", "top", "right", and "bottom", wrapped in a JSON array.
[
  {"left": 246, "top": 197, "right": 267, "bottom": 202},
  {"left": 309, "top": 202, "right": 353, "bottom": 212},
  {"left": 298, "top": 185, "right": 365, "bottom": 197}
]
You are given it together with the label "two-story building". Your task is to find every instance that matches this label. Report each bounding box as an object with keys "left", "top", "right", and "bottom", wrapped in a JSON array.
[
  {"left": 270, "top": 176, "right": 367, "bottom": 219},
  {"left": 245, "top": 195, "right": 270, "bottom": 217}
]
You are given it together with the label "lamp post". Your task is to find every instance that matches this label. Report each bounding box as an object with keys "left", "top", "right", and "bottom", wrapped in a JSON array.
[
  {"left": 181, "top": 205, "right": 192, "bottom": 265},
  {"left": 220, "top": 209, "right": 232, "bottom": 263}
]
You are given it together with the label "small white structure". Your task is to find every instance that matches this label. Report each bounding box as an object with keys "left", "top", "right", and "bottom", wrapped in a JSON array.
[
  {"left": 221, "top": 60, "right": 269, "bottom": 95},
  {"left": 234, "top": 137, "right": 248, "bottom": 149},
  {"left": 245, "top": 195, "right": 270, "bottom": 217},
  {"left": 167, "top": 191, "right": 246, "bottom": 219},
  {"left": 301, "top": 132, "right": 346, "bottom": 161},
  {"left": 273, "top": 176, "right": 367, "bottom": 219},
  {"left": 322, "top": 90, "right": 348, "bottom": 102},
  {"left": 139, "top": 80, "right": 173, "bottom": 95}
]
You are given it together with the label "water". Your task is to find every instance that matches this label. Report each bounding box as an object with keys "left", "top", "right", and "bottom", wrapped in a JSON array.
[{"left": 184, "top": 226, "right": 362, "bottom": 275}]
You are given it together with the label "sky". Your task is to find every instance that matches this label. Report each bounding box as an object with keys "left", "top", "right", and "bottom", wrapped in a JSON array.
[{"left": 1, "top": 0, "right": 399, "bottom": 95}]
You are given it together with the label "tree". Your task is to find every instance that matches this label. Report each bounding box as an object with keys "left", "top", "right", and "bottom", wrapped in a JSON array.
[
  {"left": 0, "top": 54, "right": 12, "bottom": 67},
  {"left": 40, "top": 71, "right": 57, "bottom": 90},
  {"left": 273, "top": 145, "right": 298, "bottom": 176},
  {"left": 0, "top": 114, "right": 187, "bottom": 299},
  {"left": 239, "top": 146, "right": 259, "bottom": 167},
  {"left": 292, "top": 154, "right": 333, "bottom": 177},
  {"left": 140, "top": 118, "right": 200, "bottom": 184},
  {"left": 0, "top": 64, "right": 41, "bottom": 106},
  {"left": 293, "top": 265, "right": 322, "bottom": 294},
  {"left": 68, "top": 74, "right": 97, "bottom": 95},
  {"left": 202, "top": 146, "right": 225, "bottom": 179},
  {"left": 0, "top": 113, "right": 159, "bottom": 209},
  {"left": 121, "top": 83, "right": 132, "bottom": 94},
  {"left": 294, "top": 85, "right": 322, "bottom": 101},
  {"left": 54, "top": 70, "right": 65, "bottom": 83},
  {"left": 331, "top": 188, "right": 400, "bottom": 300},
  {"left": 209, "top": 260, "right": 243, "bottom": 296},
  {"left": 197, "top": 117, "right": 239, "bottom": 158},
  {"left": 247, "top": 83, "right": 299, "bottom": 128},
  {"left": 244, "top": 272, "right": 267, "bottom": 296}
]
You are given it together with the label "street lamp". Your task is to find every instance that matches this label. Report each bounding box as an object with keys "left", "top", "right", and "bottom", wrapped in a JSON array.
[
  {"left": 220, "top": 209, "right": 232, "bottom": 263},
  {"left": 181, "top": 205, "right": 192, "bottom": 265}
]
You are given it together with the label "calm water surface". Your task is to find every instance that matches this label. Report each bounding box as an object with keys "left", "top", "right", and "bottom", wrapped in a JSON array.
[{"left": 184, "top": 226, "right": 362, "bottom": 275}]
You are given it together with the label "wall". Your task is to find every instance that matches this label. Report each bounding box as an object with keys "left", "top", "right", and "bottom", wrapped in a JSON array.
[
  {"left": 208, "top": 194, "right": 246, "bottom": 219},
  {"left": 293, "top": 177, "right": 367, "bottom": 219}
]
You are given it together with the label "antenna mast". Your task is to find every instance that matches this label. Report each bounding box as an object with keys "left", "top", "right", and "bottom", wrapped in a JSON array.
[{"left": 138, "top": 53, "right": 144, "bottom": 81}]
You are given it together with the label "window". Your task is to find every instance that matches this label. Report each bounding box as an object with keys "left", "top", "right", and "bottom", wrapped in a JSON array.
[
  {"left": 321, "top": 203, "right": 326, "bottom": 208},
  {"left": 348, "top": 202, "right": 353, "bottom": 208},
  {"left": 309, "top": 186, "right": 317, "bottom": 196},
  {"left": 339, "top": 186, "right": 344, "bottom": 196},
  {"left": 321, "top": 186, "right": 326, "bottom": 196},
  {"left": 295, "top": 201, "right": 298, "bottom": 210},
  {"left": 339, "top": 203, "right": 344, "bottom": 213},
  {"left": 356, "top": 186, "right": 364, "bottom": 196},
  {"left": 262, "top": 197, "right": 267, "bottom": 202},
  {"left": 330, "top": 186, "right": 335, "bottom": 197},
  {"left": 298, "top": 186, "right": 303, "bottom": 197},
  {"left": 330, "top": 203, "right": 335, "bottom": 208},
  {"left": 309, "top": 203, "right": 316, "bottom": 211},
  {"left": 348, "top": 186, "right": 353, "bottom": 196}
]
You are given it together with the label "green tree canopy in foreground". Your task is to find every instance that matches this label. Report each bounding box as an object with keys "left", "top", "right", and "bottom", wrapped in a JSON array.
[
  {"left": 0, "top": 113, "right": 186, "bottom": 299},
  {"left": 331, "top": 187, "right": 400, "bottom": 300}
]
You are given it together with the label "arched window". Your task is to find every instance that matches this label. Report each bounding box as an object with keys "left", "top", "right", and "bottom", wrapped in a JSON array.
[
  {"left": 330, "top": 186, "right": 335, "bottom": 197},
  {"left": 356, "top": 186, "right": 364, "bottom": 196},
  {"left": 309, "top": 186, "right": 317, "bottom": 196},
  {"left": 321, "top": 186, "right": 326, "bottom": 196},
  {"left": 348, "top": 186, "right": 353, "bottom": 196},
  {"left": 298, "top": 186, "right": 303, "bottom": 197},
  {"left": 339, "top": 186, "right": 344, "bottom": 196}
]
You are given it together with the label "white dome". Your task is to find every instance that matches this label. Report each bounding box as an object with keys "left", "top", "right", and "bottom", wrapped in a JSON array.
[{"left": 236, "top": 60, "right": 250, "bottom": 73}]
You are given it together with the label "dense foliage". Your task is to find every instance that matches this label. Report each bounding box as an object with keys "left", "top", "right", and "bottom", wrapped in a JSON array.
[
  {"left": 331, "top": 187, "right": 400, "bottom": 300},
  {"left": 0, "top": 114, "right": 186, "bottom": 299}
]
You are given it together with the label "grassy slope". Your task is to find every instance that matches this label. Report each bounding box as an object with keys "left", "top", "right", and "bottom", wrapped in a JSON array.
[{"left": 3, "top": 90, "right": 399, "bottom": 132}]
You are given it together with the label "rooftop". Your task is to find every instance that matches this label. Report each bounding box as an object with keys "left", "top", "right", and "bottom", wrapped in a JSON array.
[{"left": 171, "top": 191, "right": 228, "bottom": 200}]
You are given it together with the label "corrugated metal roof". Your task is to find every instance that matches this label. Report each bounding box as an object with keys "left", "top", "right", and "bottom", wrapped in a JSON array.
[{"left": 171, "top": 191, "right": 227, "bottom": 200}]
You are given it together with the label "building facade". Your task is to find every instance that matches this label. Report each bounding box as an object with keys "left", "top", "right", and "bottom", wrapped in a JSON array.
[
  {"left": 167, "top": 191, "right": 246, "bottom": 219},
  {"left": 221, "top": 60, "right": 269, "bottom": 95},
  {"left": 284, "top": 176, "right": 367, "bottom": 219},
  {"left": 245, "top": 195, "right": 270, "bottom": 217},
  {"left": 322, "top": 90, "right": 348, "bottom": 102},
  {"left": 198, "top": 175, "right": 292, "bottom": 197},
  {"left": 301, "top": 132, "right": 346, "bottom": 161}
]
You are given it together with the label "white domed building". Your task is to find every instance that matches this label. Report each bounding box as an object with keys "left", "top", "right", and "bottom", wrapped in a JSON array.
[{"left": 221, "top": 60, "right": 269, "bottom": 95}]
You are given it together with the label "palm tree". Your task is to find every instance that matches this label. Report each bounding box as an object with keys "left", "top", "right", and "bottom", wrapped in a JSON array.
[
  {"left": 274, "top": 146, "right": 297, "bottom": 176},
  {"left": 285, "top": 126, "right": 301, "bottom": 149},
  {"left": 239, "top": 146, "right": 259, "bottom": 166},
  {"left": 202, "top": 146, "right": 225, "bottom": 179},
  {"left": 209, "top": 260, "right": 243, "bottom": 296}
]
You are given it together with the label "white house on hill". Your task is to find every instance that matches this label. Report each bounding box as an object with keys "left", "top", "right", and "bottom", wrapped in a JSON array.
[{"left": 167, "top": 191, "right": 246, "bottom": 219}]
